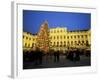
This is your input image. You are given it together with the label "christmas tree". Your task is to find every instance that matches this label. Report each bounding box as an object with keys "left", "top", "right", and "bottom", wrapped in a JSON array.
[{"left": 37, "top": 20, "right": 49, "bottom": 53}]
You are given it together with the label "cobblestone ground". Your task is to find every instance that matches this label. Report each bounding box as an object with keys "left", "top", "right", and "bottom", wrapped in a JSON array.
[{"left": 23, "top": 55, "right": 90, "bottom": 69}]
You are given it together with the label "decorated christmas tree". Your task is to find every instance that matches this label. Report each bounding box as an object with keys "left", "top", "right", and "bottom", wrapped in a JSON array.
[{"left": 37, "top": 20, "right": 49, "bottom": 53}]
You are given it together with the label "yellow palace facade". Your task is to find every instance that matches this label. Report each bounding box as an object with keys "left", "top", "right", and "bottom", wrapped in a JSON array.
[
  {"left": 23, "top": 27, "right": 91, "bottom": 52},
  {"left": 49, "top": 27, "right": 90, "bottom": 51}
]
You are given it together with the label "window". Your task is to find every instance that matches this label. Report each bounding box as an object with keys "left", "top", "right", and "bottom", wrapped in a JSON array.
[
  {"left": 57, "top": 36, "right": 59, "bottom": 39},
  {"left": 54, "top": 42, "right": 55, "bottom": 45},
  {"left": 78, "top": 35, "right": 80, "bottom": 38},
  {"left": 81, "top": 35, "right": 83, "bottom": 38},
  {"left": 57, "top": 42, "right": 59, "bottom": 45},
  {"left": 60, "top": 41, "right": 62, "bottom": 45},
  {"left": 28, "top": 44, "right": 30, "bottom": 47},
  {"left": 67, "top": 41, "right": 69, "bottom": 45},
  {"left": 75, "top": 41, "right": 77, "bottom": 45},
  {"left": 71, "top": 36, "right": 73, "bottom": 39},
  {"left": 54, "top": 36, "right": 55, "bottom": 39},
  {"left": 85, "top": 35, "right": 87, "bottom": 38},
  {"left": 82, "top": 40, "right": 84, "bottom": 44},
  {"left": 64, "top": 41, "right": 66, "bottom": 46},
  {"left": 78, "top": 40, "right": 80, "bottom": 44},
  {"left": 50, "top": 42, "right": 52, "bottom": 45},
  {"left": 29, "top": 38, "right": 31, "bottom": 40},
  {"left": 64, "top": 36, "right": 66, "bottom": 39},
  {"left": 25, "top": 43, "right": 27, "bottom": 47},
  {"left": 32, "top": 43, "right": 34, "bottom": 47},
  {"left": 23, "top": 35, "right": 24, "bottom": 38},
  {"left": 26, "top": 37, "right": 28, "bottom": 40},
  {"left": 86, "top": 40, "right": 88, "bottom": 45},
  {"left": 60, "top": 36, "right": 62, "bottom": 39},
  {"left": 71, "top": 41, "right": 73, "bottom": 45},
  {"left": 74, "top": 36, "right": 76, "bottom": 38},
  {"left": 67, "top": 36, "right": 69, "bottom": 39}
]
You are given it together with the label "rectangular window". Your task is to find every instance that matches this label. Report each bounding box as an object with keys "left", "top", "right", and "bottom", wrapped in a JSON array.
[
  {"left": 67, "top": 36, "right": 69, "bottom": 39},
  {"left": 64, "top": 36, "right": 66, "bottom": 39}
]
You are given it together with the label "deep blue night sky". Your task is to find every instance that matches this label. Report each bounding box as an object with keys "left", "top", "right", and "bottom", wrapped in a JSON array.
[{"left": 23, "top": 10, "right": 91, "bottom": 34}]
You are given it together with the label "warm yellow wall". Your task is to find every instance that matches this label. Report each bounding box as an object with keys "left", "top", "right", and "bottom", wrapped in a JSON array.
[
  {"left": 23, "top": 27, "right": 91, "bottom": 51},
  {"left": 23, "top": 32, "right": 37, "bottom": 51},
  {"left": 67, "top": 30, "right": 90, "bottom": 48}
]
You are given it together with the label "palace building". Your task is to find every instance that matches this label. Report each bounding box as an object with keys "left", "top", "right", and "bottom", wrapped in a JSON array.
[
  {"left": 23, "top": 21, "right": 91, "bottom": 52},
  {"left": 23, "top": 32, "right": 37, "bottom": 51}
]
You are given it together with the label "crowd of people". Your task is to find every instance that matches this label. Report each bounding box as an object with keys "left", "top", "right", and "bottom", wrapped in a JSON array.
[{"left": 23, "top": 48, "right": 90, "bottom": 65}]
